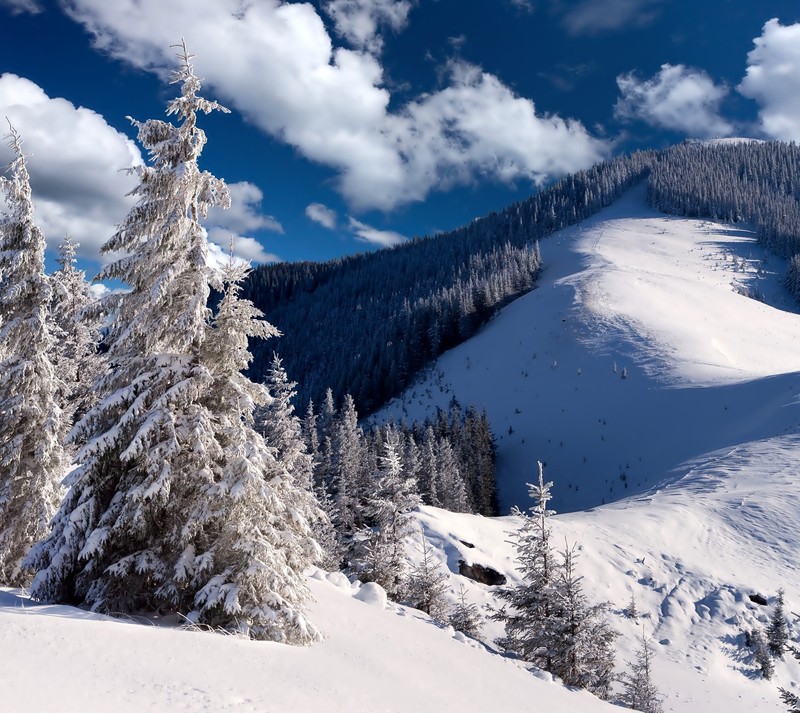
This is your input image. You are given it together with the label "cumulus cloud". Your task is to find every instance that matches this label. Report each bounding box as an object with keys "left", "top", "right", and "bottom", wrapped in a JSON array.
[
  {"left": 61, "top": 0, "right": 608, "bottom": 213},
  {"left": 207, "top": 180, "right": 282, "bottom": 235},
  {"left": 561, "top": 0, "right": 662, "bottom": 36},
  {"left": 615, "top": 64, "right": 734, "bottom": 137},
  {"left": 206, "top": 233, "right": 280, "bottom": 268},
  {"left": 0, "top": 73, "right": 141, "bottom": 263},
  {"left": 738, "top": 19, "right": 800, "bottom": 142},
  {"left": 348, "top": 217, "right": 406, "bottom": 247},
  {"left": 0, "top": 0, "right": 42, "bottom": 14},
  {"left": 203, "top": 181, "right": 282, "bottom": 265},
  {"left": 306, "top": 202, "right": 338, "bottom": 229},
  {"left": 323, "top": 0, "right": 412, "bottom": 55}
]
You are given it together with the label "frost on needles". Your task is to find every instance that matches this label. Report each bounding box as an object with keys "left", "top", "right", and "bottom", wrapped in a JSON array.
[{"left": 26, "top": 44, "right": 322, "bottom": 644}]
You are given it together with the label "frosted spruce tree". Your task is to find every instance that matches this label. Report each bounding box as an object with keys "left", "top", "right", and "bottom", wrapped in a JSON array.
[
  {"left": 28, "top": 46, "right": 321, "bottom": 642},
  {"left": 49, "top": 235, "right": 105, "bottom": 432},
  {"left": 187, "top": 259, "right": 322, "bottom": 642},
  {"left": 449, "top": 583, "right": 483, "bottom": 638},
  {"left": 354, "top": 429, "right": 419, "bottom": 598},
  {"left": 0, "top": 125, "right": 68, "bottom": 586},
  {"left": 406, "top": 528, "right": 449, "bottom": 620},
  {"left": 493, "top": 461, "right": 559, "bottom": 670},
  {"left": 621, "top": 629, "right": 664, "bottom": 713},
  {"left": 551, "top": 543, "right": 616, "bottom": 698},
  {"left": 767, "top": 588, "right": 789, "bottom": 658}
]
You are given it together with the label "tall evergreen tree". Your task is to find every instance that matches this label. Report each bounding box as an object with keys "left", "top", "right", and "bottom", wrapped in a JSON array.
[
  {"left": 0, "top": 125, "right": 68, "bottom": 586},
  {"left": 494, "top": 461, "right": 560, "bottom": 669},
  {"left": 29, "top": 44, "right": 231, "bottom": 611},
  {"left": 28, "top": 47, "right": 321, "bottom": 643},
  {"left": 186, "top": 259, "right": 321, "bottom": 642}
]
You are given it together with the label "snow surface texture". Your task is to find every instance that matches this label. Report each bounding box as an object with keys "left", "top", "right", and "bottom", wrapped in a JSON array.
[{"left": 4, "top": 186, "right": 800, "bottom": 711}]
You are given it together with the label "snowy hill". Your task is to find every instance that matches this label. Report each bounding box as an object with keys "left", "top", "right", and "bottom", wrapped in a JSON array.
[
  {"left": 370, "top": 183, "right": 800, "bottom": 711},
  {"left": 379, "top": 183, "right": 800, "bottom": 513},
  {"left": 0, "top": 574, "right": 616, "bottom": 713}
]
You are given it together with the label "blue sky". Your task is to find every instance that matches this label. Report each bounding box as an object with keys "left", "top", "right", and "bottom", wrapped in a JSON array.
[{"left": 1, "top": 0, "right": 799, "bottom": 275}]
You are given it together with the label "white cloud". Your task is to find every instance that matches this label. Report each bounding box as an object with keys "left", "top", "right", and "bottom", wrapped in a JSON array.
[
  {"left": 0, "top": 0, "right": 42, "bottom": 14},
  {"left": 348, "top": 217, "right": 406, "bottom": 247},
  {"left": 306, "top": 202, "right": 338, "bottom": 229},
  {"left": 561, "top": 0, "right": 662, "bottom": 36},
  {"left": 61, "top": 0, "right": 608, "bottom": 213},
  {"left": 0, "top": 73, "right": 141, "bottom": 264},
  {"left": 323, "top": 0, "right": 412, "bottom": 55},
  {"left": 206, "top": 180, "right": 282, "bottom": 235},
  {"left": 615, "top": 64, "right": 734, "bottom": 138},
  {"left": 206, "top": 231, "right": 281, "bottom": 268},
  {"left": 738, "top": 19, "right": 800, "bottom": 142},
  {"left": 204, "top": 181, "right": 281, "bottom": 266}
]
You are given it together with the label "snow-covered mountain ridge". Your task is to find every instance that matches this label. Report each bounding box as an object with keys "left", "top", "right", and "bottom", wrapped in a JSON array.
[{"left": 378, "top": 183, "right": 800, "bottom": 513}]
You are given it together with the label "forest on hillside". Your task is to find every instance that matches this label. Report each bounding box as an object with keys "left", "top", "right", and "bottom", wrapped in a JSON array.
[{"left": 244, "top": 140, "right": 800, "bottom": 419}]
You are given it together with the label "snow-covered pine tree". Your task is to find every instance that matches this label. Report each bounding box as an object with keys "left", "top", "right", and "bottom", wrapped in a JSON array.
[
  {"left": 186, "top": 258, "right": 322, "bottom": 643},
  {"left": 449, "top": 583, "right": 483, "bottom": 638},
  {"left": 550, "top": 542, "right": 616, "bottom": 698},
  {"left": 0, "top": 125, "right": 68, "bottom": 586},
  {"left": 29, "top": 47, "right": 321, "bottom": 644},
  {"left": 28, "top": 44, "right": 231, "bottom": 611},
  {"left": 258, "top": 353, "right": 312, "bottom": 491},
  {"left": 354, "top": 428, "right": 419, "bottom": 599},
  {"left": 406, "top": 528, "right": 449, "bottom": 620},
  {"left": 49, "top": 235, "right": 105, "bottom": 432},
  {"left": 768, "top": 588, "right": 789, "bottom": 658},
  {"left": 750, "top": 628, "right": 774, "bottom": 680},
  {"left": 24, "top": 49, "right": 219, "bottom": 605},
  {"left": 493, "top": 461, "right": 559, "bottom": 670},
  {"left": 621, "top": 628, "right": 664, "bottom": 713}
]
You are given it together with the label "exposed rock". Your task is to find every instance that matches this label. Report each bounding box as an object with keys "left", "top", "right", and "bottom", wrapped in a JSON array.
[{"left": 458, "top": 559, "right": 506, "bottom": 586}]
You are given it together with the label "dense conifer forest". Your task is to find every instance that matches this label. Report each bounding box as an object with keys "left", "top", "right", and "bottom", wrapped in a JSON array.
[{"left": 244, "top": 140, "right": 800, "bottom": 419}]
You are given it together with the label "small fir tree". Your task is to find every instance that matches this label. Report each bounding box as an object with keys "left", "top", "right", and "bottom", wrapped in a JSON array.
[
  {"left": 768, "top": 588, "right": 789, "bottom": 658},
  {"left": 449, "top": 583, "right": 483, "bottom": 638},
  {"left": 0, "top": 125, "right": 68, "bottom": 586},
  {"left": 406, "top": 529, "right": 449, "bottom": 620},
  {"left": 493, "top": 461, "right": 559, "bottom": 670},
  {"left": 750, "top": 628, "right": 774, "bottom": 680},
  {"left": 621, "top": 628, "right": 664, "bottom": 713},
  {"left": 353, "top": 429, "right": 419, "bottom": 599},
  {"left": 551, "top": 542, "right": 617, "bottom": 698}
]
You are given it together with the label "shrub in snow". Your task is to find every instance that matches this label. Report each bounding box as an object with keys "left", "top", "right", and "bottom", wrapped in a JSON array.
[{"left": 406, "top": 530, "right": 449, "bottom": 621}]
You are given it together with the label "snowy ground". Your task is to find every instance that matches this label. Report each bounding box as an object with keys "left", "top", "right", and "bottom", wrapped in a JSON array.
[{"left": 4, "top": 185, "right": 800, "bottom": 711}]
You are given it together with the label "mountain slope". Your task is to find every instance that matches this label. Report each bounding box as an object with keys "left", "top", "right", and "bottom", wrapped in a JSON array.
[{"left": 378, "top": 184, "right": 800, "bottom": 513}]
